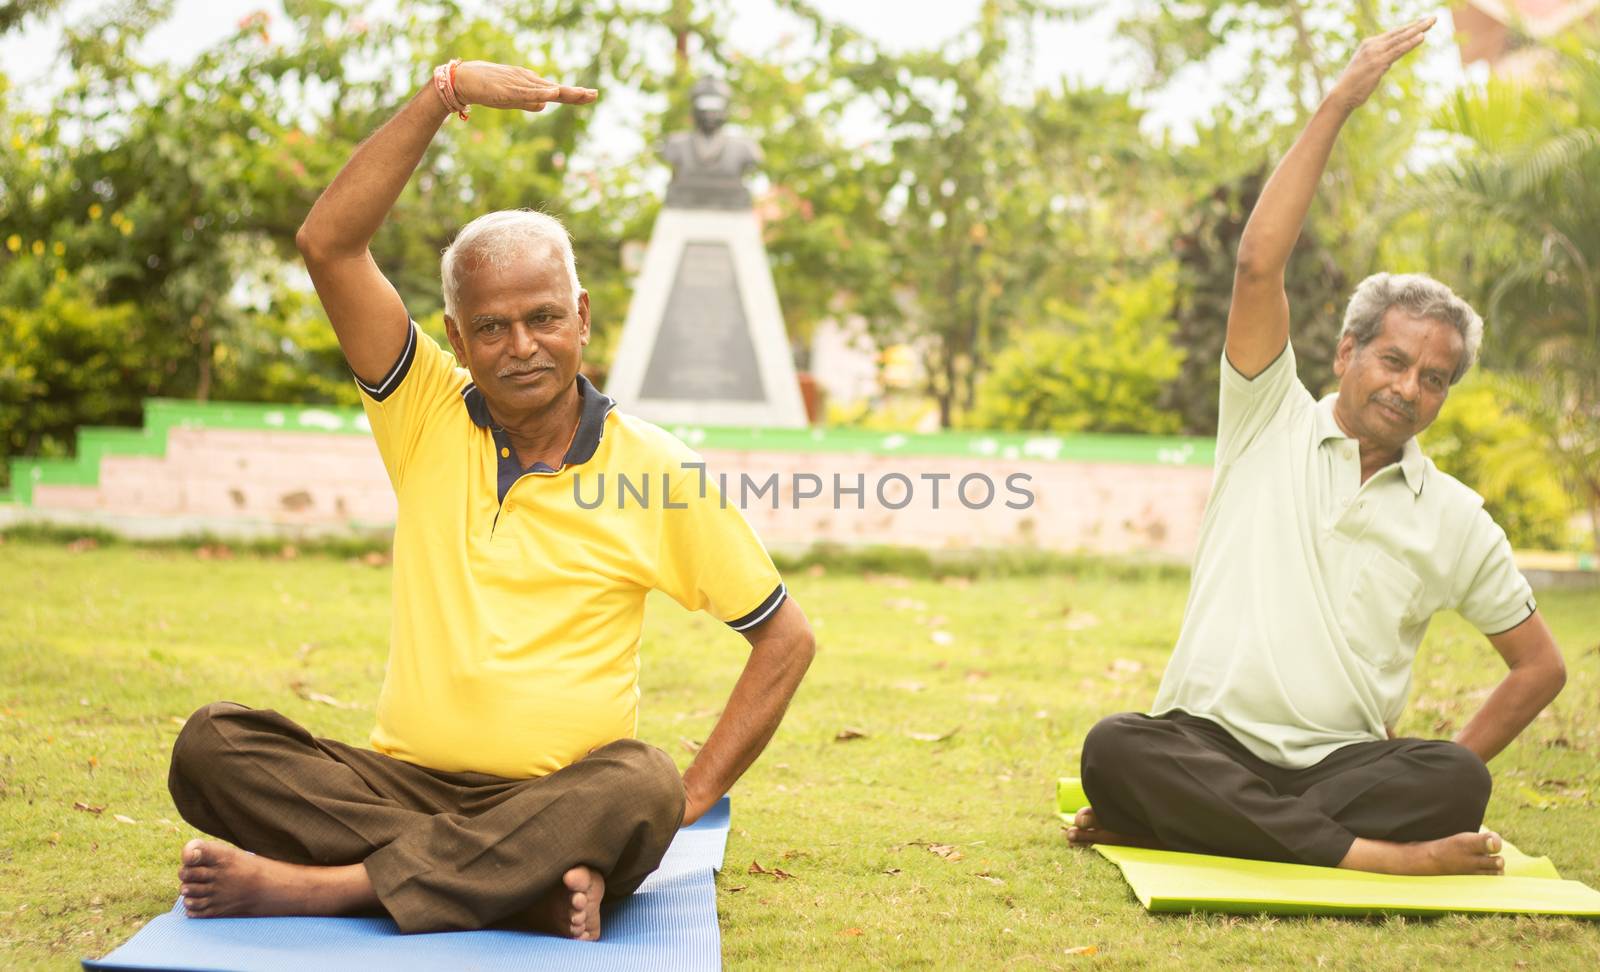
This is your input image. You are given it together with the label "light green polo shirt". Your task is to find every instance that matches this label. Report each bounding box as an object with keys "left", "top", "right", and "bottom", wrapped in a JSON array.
[{"left": 1151, "top": 344, "right": 1536, "bottom": 769}]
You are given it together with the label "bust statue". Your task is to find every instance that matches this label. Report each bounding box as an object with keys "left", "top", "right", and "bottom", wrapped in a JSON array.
[{"left": 661, "top": 75, "right": 763, "bottom": 210}]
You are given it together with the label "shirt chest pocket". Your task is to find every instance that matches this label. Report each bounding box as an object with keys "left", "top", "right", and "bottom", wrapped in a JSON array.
[{"left": 1343, "top": 551, "right": 1423, "bottom": 670}]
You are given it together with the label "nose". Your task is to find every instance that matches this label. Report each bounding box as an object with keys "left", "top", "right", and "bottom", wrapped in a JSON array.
[
  {"left": 508, "top": 321, "right": 538, "bottom": 360},
  {"left": 1394, "top": 367, "right": 1421, "bottom": 403}
]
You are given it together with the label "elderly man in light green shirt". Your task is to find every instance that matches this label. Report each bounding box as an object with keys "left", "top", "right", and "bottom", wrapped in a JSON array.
[{"left": 1068, "top": 18, "right": 1567, "bottom": 877}]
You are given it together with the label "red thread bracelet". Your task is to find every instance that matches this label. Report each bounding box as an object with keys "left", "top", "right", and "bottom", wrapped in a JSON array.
[{"left": 432, "top": 59, "right": 470, "bottom": 121}]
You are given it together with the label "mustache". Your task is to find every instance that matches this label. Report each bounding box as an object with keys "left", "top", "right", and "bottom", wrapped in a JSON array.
[
  {"left": 1372, "top": 394, "right": 1416, "bottom": 420},
  {"left": 497, "top": 362, "right": 553, "bottom": 378}
]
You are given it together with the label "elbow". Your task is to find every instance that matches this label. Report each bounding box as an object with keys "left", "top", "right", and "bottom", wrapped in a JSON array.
[
  {"left": 798, "top": 629, "right": 818, "bottom": 666},
  {"left": 1544, "top": 653, "right": 1568, "bottom": 701},
  {"left": 1233, "top": 245, "right": 1276, "bottom": 285},
  {"left": 790, "top": 628, "right": 818, "bottom": 674},
  {"left": 294, "top": 222, "right": 325, "bottom": 263}
]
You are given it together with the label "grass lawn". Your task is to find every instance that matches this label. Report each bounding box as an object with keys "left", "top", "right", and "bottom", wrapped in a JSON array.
[{"left": 2, "top": 537, "right": 1598, "bottom": 970}]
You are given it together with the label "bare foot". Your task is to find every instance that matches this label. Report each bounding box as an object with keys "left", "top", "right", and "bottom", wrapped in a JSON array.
[
  {"left": 1339, "top": 831, "right": 1506, "bottom": 876},
  {"left": 528, "top": 866, "right": 605, "bottom": 941},
  {"left": 178, "top": 839, "right": 378, "bottom": 918},
  {"left": 1064, "top": 807, "right": 1165, "bottom": 850}
]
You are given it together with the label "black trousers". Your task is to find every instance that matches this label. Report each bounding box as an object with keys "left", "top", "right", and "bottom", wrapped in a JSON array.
[
  {"left": 1080, "top": 711, "right": 1492, "bottom": 867},
  {"left": 168, "top": 702, "right": 686, "bottom": 933}
]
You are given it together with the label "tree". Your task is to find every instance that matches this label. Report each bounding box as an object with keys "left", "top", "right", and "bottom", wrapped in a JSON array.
[
  {"left": 1404, "top": 32, "right": 1600, "bottom": 551},
  {"left": 1162, "top": 167, "right": 1349, "bottom": 434}
]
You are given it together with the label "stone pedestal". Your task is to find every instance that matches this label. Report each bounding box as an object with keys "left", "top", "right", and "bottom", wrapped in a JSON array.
[{"left": 604, "top": 208, "right": 808, "bottom": 428}]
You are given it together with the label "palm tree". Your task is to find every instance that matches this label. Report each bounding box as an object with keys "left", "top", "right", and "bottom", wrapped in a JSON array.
[{"left": 1410, "top": 32, "right": 1600, "bottom": 553}]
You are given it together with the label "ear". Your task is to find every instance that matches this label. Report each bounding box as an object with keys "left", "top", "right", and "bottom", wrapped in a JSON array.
[
  {"left": 577, "top": 290, "right": 591, "bottom": 348},
  {"left": 1333, "top": 333, "right": 1357, "bottom": 378},
  {"left": 444, "top": 315, "right": 467, "bottom": 365}
]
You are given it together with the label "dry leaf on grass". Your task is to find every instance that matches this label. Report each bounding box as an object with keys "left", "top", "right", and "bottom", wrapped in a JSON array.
[
  {"left": 975, "top": 872, "right": 1004, "bottom": 884},
  {"left": 926, "top": 843, "right": 964, "bottom": 862},
  {"left": 839, "top": 927, "right": 863, "bottom": 937},
  {"left": 290, "top": 680, "right": 354, "bottom": 709},
  {"left": 1065, "top": 945, "right": 1098, "bottom": 956},
  {"left": 834, "top": 727, "right": 868, "bottom": 742},
  {"left": 681, "top": 738, "right": 703, "bottom": 754},
  {"left": 906, "top": 726, "right": 960, "bottom": 743},
  {"left": 747, "top": 861, "right": 796, "bottom": 880},
  {"left": 113, "top": 814, "right": 138, "bottom": 825},
  {"left": 73, "top": 801, "right": 105, "bottom": 815},
  {"left": 882, "top": 867, "right": 901, "bottom": 876},
  {"left": 930, "top": 630, "right": 955, "bottom": 646}
]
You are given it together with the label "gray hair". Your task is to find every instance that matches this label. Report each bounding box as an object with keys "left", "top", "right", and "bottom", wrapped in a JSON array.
[
  {"left": 1340, "top": 272, "right": 1483, "bottom": 384},
  {"left": 440, "top": 209, "right": 581, "bottom": 321}
]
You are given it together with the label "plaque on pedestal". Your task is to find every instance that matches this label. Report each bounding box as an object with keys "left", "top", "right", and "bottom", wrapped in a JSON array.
[{"left": 605, "top": 76, "right": 808, "bottom": 428}]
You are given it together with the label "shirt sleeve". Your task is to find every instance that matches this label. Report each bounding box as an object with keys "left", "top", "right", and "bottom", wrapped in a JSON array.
[
  {"left": 357, "top": 322, "right": 468, "bottom": 488},
  {"left": 654, "top": 459, "right": 787, "bottom": 631},
  {"left": 1450, "top": 506, "right": 1538, "bottom": 635},
  {"left": 1215, "top": 341, "right": 1305, "bottom": 466}
]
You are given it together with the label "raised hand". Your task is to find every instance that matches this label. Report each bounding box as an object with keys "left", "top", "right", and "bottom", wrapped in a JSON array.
[
  {"left": 452, "top": 61, "right": 598, "bottom": 113},
  {"left": 1328, "top": 16, "right": 1435, "bottom": 112}
]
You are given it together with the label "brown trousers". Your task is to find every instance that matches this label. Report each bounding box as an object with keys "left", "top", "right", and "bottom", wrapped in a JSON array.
[
  {"left": 1081, "top": 711, "right": 1492, "bottom": 867},
  {"left": 168, "top": 702, "right": 685, "bottom": 933}
]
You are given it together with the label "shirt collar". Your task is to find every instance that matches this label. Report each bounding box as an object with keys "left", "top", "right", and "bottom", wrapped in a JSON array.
[
  {"left": 460, "top": 373, "right": 617, "bottom": 467},
  {"left": 1316, "top": 394, "right": 1426, "bottom": 497}
]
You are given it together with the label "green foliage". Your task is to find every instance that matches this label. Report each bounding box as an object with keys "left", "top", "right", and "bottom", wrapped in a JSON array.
[
  {"left": 1398, "top": 31, "right": 1600, "bottom": 551},
  {"left": 971, "top": 265, "right": 1184, "bottom": 434},
  {"left": 1162, "top": 168, "right": 1349, "bottom": 434},
  {"left": 1420, "top": 373, "right": 1579, "bottom": 551},
  {"left": 0, "top": 279, "right": 162, "bottom": 458}
]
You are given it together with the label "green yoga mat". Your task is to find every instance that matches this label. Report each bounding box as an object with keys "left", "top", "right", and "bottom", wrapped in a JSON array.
[{"left": 1057, "top": 777, "right": 1600, "bottom": 918}]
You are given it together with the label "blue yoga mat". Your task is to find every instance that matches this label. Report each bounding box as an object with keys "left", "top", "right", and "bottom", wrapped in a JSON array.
[{"left": 84, "top": 797, "right": 731, "bottom": 972}]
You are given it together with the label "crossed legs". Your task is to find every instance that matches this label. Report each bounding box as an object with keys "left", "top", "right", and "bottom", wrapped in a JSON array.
[
  {"left": 167, "top": 702, "right": 685, "bottom": 936},
  {"left": 1073, "top": 711, "right": 1503, "bottom": 876}
]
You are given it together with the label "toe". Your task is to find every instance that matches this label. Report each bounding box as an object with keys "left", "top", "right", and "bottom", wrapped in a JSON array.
[
  {"left": 1483, "top": 832, "right": 1502, "bottom": 854},
  {"left": 182, "top": 840, "right": 205, "bottom": 866},
  {"left": 179, "top": 865, "right": 216, "bottom": 884}
]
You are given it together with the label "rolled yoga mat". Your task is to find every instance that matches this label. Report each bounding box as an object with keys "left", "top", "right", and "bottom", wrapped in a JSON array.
[
  {"left": 84, "top": 797, "right": 733, "bottom": 971},
  {"left": 1057, "top": 778, "right": 1600, "bottom": 918}
]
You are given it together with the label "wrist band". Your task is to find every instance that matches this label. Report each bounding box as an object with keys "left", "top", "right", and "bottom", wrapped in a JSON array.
[{"left": 432, "top": 59, "right": 470, "bottom": 121}]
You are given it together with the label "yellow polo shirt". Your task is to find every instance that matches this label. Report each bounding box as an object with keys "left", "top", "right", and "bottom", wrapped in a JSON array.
[{"left": 356, "top": 324, "right": 786, "bottom": 779}]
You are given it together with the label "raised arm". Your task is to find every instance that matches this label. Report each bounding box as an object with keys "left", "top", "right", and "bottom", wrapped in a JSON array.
[
  {"left": 1226, "top": 17, "right": 1433, "bottom": 378},
  {"left": 294, "top": 63, "right": 597, "bottom": 384}
]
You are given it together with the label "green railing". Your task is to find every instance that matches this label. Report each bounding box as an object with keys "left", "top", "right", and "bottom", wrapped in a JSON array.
[{"left": 2, "top": 397, "right": 1217, "bottom": 506}]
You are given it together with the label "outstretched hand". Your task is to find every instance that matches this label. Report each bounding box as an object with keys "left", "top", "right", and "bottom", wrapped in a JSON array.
[
  {"left": 1328, "top": 16, "right": 1435, "bottom": 112},
  {"left": 452, "top": 61, "right": 598, "bottom": 113}
]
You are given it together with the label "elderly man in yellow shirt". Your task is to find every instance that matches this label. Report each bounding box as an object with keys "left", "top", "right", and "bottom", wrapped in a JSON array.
[
  {"left": 165, "top": 60, "right": 815, "bottom": 941},
  {"left": 1070, "top": 19, "right": 1566, "bottom": 877}
]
